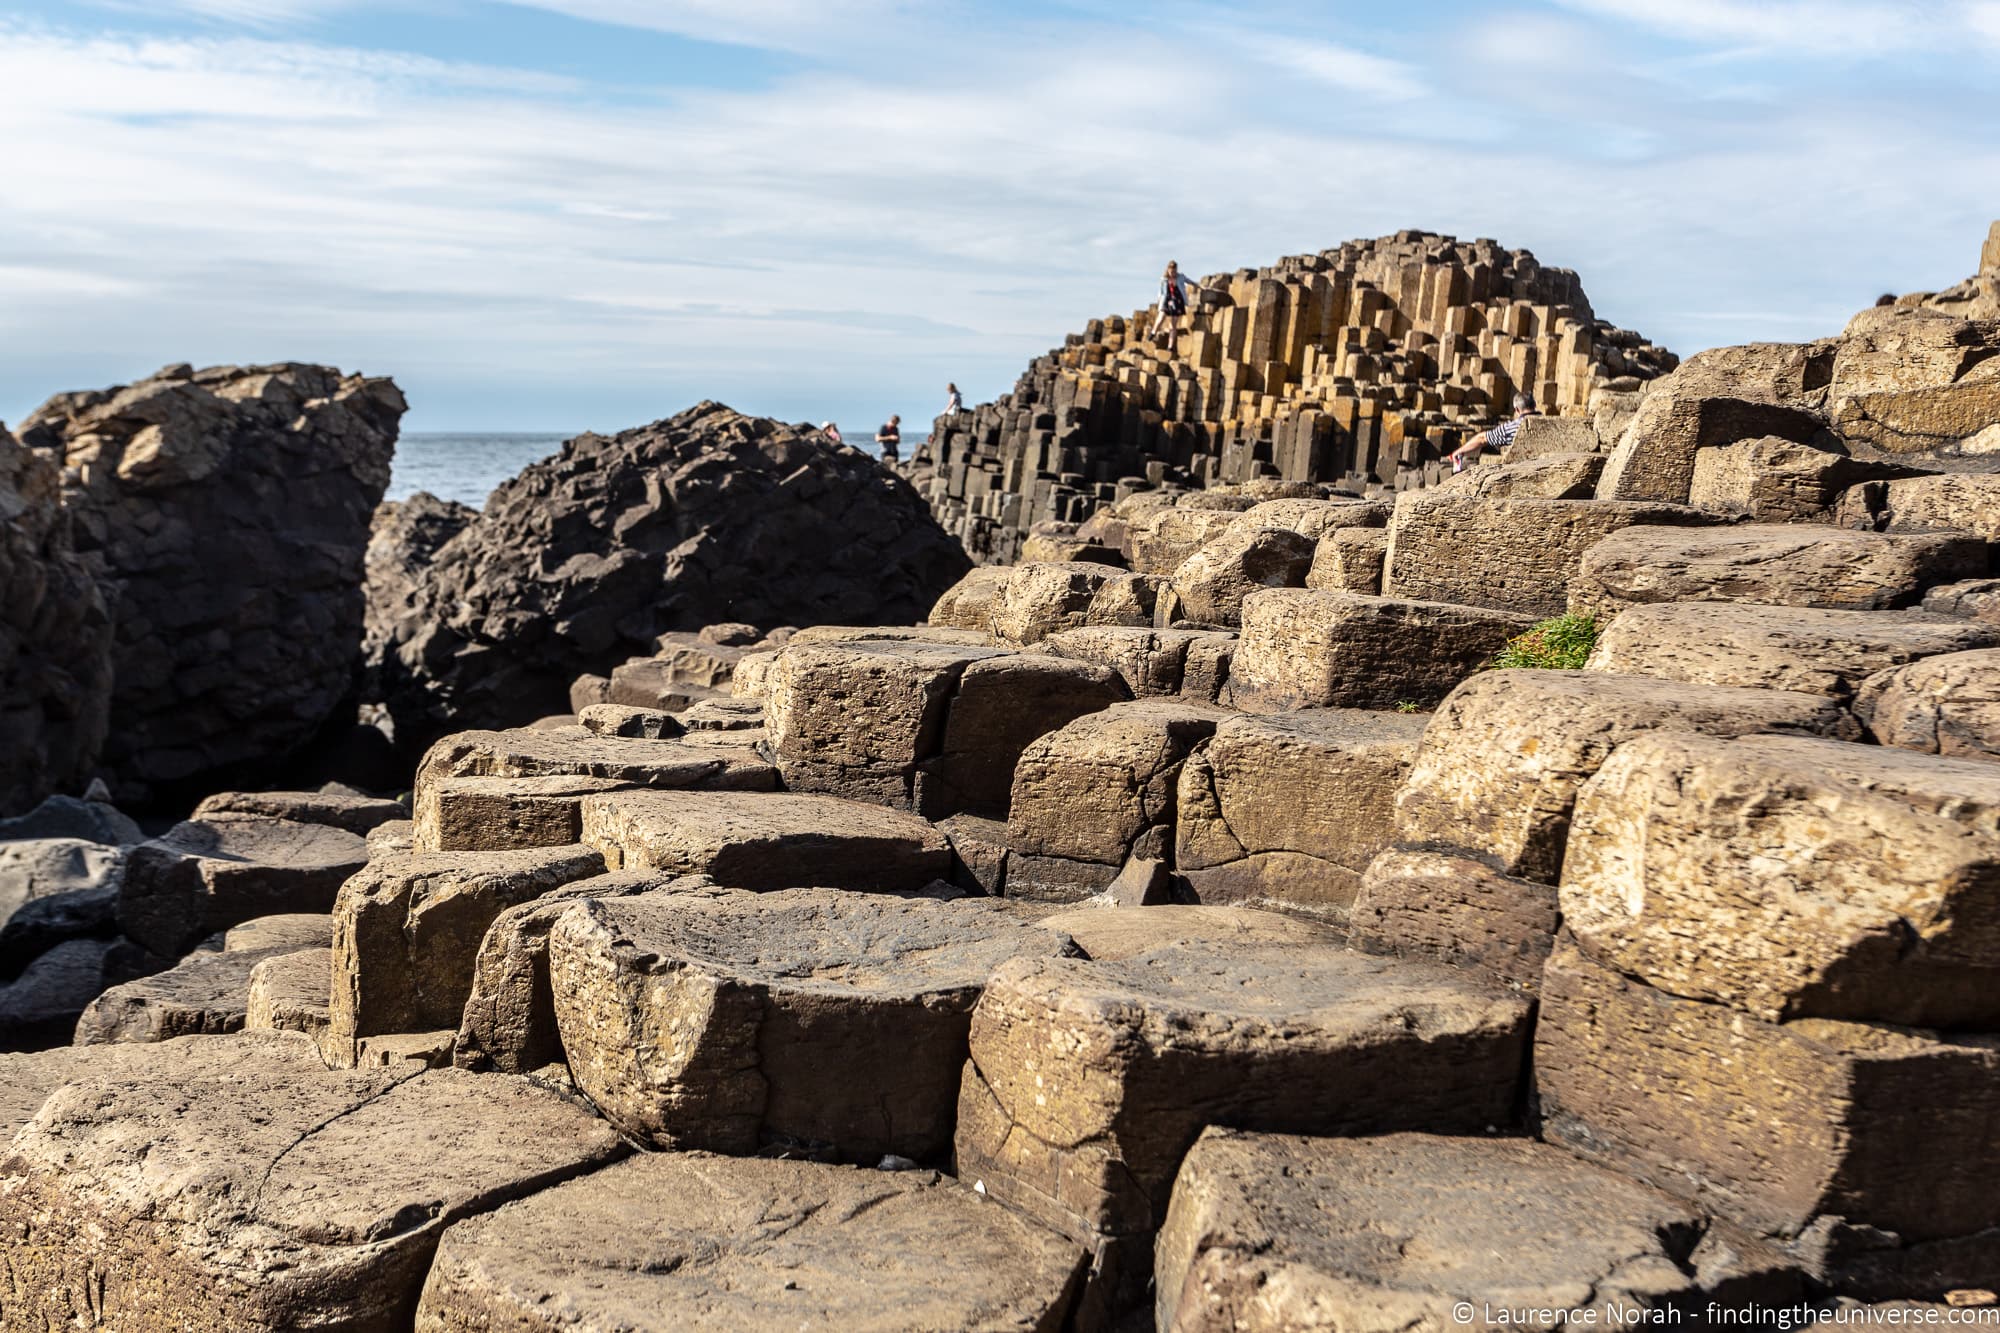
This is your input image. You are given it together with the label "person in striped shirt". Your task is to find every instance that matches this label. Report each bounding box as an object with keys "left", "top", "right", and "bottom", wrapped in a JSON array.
[{"left": 1449, "top": 393, "right": 1538, "bottom": 473}]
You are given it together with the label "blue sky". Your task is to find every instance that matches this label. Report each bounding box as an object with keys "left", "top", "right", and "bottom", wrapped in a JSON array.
[{"left": 2, "top": 1, "right": 1997, "bottom": 436}]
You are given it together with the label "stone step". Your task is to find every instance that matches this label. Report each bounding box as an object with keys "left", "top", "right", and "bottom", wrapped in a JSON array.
[
  {"left": 1155, "top": 1129, "right": 1733, "bottom": 1331},
  {"left": 328, "top": 843, "right": 606, "bottom": 1066},
  {"left": 73, "top": 937, "right": 306, "bottom": 1044},
  {"left": 1535, "top": 939, "right": 2000, "bottom": 1298},
  {"left": 1562, "top": 732, "right": 2000, "bottom": 1027},
  {"left": 415, "top": 1153, "right": 1086, "bottom": 1331},
  {"left": 453, "top": 870, "right": 691, "bottom": 1076},
  {"left": 1231, "top": 589, "right": 1531, "bottom": 712},
  {"left": 1570, "top": 523, "right": 1986, "bottom": 619},
  {"left": 1856, "top": 647, "right": 2000, "bottom": 759},
  {"left": 1396, "top": 668, "right": 1859, "bottom": 883},
  {"left": 766, "top": 637, "right": 1126, "bottom": 816},
  {"left": 118, "top": 813, "right": 369, "bottom": 957},
  {"left": 580, "top": 790, "right": 950, "bottom": 891},
  {"left": 189, "top": 787, "right": 407, "bottom": 835},
  {"left": 549, "top": 886, "right": 1077, "bottom": 1162},
  {"left": 244, "top": 947, "right": 331, "bottom": 1043},
  {"left": 1349, "top": 848, "right": 1561, "bottom": 992},
  {"left": 1005, "top": 700, "right": 1224, "bottom": 902},
  {"left": 1586, "top": 602, "right": 1998, "bottom": 697},
  {"left": 955, "top": 919, "right": 1531, "bottom": 1308},
  {"left": 1176, "top": 707, "right": 1427, "bottom": 921},
  {"left": 0, "top": 1031, "right": 624, "bottom": 1330}
]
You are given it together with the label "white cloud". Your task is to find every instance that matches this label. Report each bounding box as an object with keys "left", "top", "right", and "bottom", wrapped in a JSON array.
[
  {"left": 1217, "top": 31, "right": 1427, "bottom": 100},
  {"left": 1548, "top": 0, "right": 1986, "bottom": 58},
  {"left": 1, "top": 7, "right": 1997, "bottom": 434},
  {"left": 491, "top": 0, "right": 901, "bottom": 51}
]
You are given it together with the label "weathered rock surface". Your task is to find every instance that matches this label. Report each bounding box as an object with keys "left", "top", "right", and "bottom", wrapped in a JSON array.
[
  {"left": 1536, "top": 940, "right": 2000, "bottom": 1293},
  {"left": 452, "top": 870, "right": 684, "bottom": 1075},
  {"left": 1826, "top": 306, "right": 2000, "bottom": 456},
  {"left": 1167, "top": 525, "right": 1315, "bottom": 627},
  {"left": 1843, "top": 473, "right": 2000, "bottom": 548},
  {"left": 1306, "top": 525, "right": 1388, "bottom": 593},
  {"left": 550, "top": 888, "right": 1076, "bottom": 1160},
  {"left": 1385, "top": 495, "right": 1716, "bottom": 618},
  {"left": 19, "top": 363, "right": 405, "bottom": 803},
  {"left": 1176, "top": 709, "right": 1427, "bottom": 919},
  {"left": 222, "top": 911, "right": 333, "bottom": 953},
  {"left": 1563, "top": 733, "right": 2000, "bottom": 1027},
  {"left": 415, "top": 1153, "right": 1085, "bottom": 1332},
  {"left": 916, "top": 653, "right": 1128, "bottom": 814},
  {"left": 74, "top": 940, "right": 306, "bottom": 1044},
  {"left": 0, "top": 792, "right": 143, "bottom": 845},
  {"left": 118, "top": 814, "right": 369, "bottom": 957},
  {"left": 1006, "top": 701, "right": 1222, "bottom": 889},
  {"left": 192, "top": 786, "right": 407, "bottom": 834},
  {"left": 1922, "top": 579, "right": 2000, "bottom": 626},
  {"left": 1130, "top": 506, "right": 1244, "bottom": 576},
  {"left": 765, "top": 639, "right": 1002, "bottom": 807},
  {"left": 0, "top": 836, "right": 124, "bottom": 974},
  {"left": 360, "top": 490, "right": 475, "bottom": 700},
  {"left": 993, "top": 561, "right": 1165, "bottom": 644},
  {"left": 245, "top": 947, "right": 331, "bottom": 1039},
  {"left": 0, "top": 422, "right": 112, "bottom": 816},
  {"left": 416, "top": 723, "right": 776, "bottom": 795},
  {"left": 1348, "top": 849, "right": 1561, "bottom": 992},
  {"left": 1855, "top": 649, "right": 2000, "bottom": 759},
  {"left": 1570, "top": 524, "right": 1985, "bottom": 619},
  {"left": 0, "top": 1031, "right": 626, "bottom": 1331},
  {"left": 1396, "top": 670, "right": 1860, "bottom": 881},
  {"left": 366, "top": 404, "right": 970, "bottom": 746},
  {"left": 926, "top": 564, "right": 1012, "bottom": 633},
  {"left": 0, "top": 936, "right": 116, "bottom": 1050},
  {"left": 1688, "top": 436, "right": 1916, "bottom": 522},
  {"left": 1041, "top": 625, "right": 1233, "bottom": 700},
  {"left": 1232, "top": 589, "right": 1531, "bottom": 712},
  {"left": 1595, "top": 343, "right": 1831, "bottom": 504},
  {"left": 1587, "top": 602, "right": 1998, "bottom": 697},
  {"left": 1434, "top": 451, "right": 1605, "bottom": 499},
  {"left": 956, "top": 938, "right": 1531, "bottom": 1290},
  {"left": 328, "top": 843, "right": 605, "bottom": 1062},
  {"left": 414, "top": 773, "right": 629, "bottom": 852},
  {"left": 580, "top": 789, "right": 950, "bottom": 890},
  {"left": 1036, "top": 903, "right": 1339, "bottom": 959},
  {"left": 1155, "top": 1129, "right": 1709, "bottom": 1332}
]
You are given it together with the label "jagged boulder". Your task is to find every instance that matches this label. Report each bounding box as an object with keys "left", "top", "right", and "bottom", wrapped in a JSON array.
[
  {"left": 367, "top": 404, "right": 970, "bottom": 747},
  {"left": 360, "top": 490, "right": 475, "bottom": 692},
  {"left": 0, "top": 423, "right": 112, "bottom": 815},
  {"left": 18, "top": 364, "right": 404, "bottom": 804}
]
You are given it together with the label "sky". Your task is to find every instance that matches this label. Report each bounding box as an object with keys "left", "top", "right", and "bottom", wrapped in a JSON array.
[{"left": 2, "top": 1, "right": 1998, "bottom": 437}]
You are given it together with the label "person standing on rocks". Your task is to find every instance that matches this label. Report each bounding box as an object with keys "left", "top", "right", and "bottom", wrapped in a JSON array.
[
  {"left": 1448, "top": 392, "right": 1537, "bottom": 473},
  {"left": 1148, "top": 260, "right": 1199, "bottom": 353},
  {"left": 875, "top": 415, "right": 902, "bottom": 463}
]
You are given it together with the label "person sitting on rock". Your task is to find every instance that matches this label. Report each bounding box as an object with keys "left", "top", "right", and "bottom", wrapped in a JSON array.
[
  {"left": 1147, "top": 261, "right": 1199, "bottom": 353},
  {"left": 943, "top": 383, "right": 963, "bottom": 416},
  {"left": 1448, "top": 393, "right": 1537, "bottom": 473},
  {"left": 875, "top": 415, "right": 901, "bottom": 463},
  {"left": 819, "top": 421, "right": 844, "bottom": 446}
]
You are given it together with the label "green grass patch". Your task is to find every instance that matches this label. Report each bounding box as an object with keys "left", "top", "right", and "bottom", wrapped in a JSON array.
[{"left": 1491, "top": 613, "right": 1600, "bottom": 671}]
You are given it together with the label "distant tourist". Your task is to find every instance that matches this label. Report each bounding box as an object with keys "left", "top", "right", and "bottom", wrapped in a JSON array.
[
  {"left": 876, "top": 415, "right": 902, "bottom": 462},
  {"left": 820, "top": 421, "right": 844, "bottom": 446},
  {"left": 1147, "top": 260, "right": 1199, "bottom": 353},
  {"left": 1875, "top": 292, "right": 1897, "bottom": 306},
  {"left": 944, "top": 383, "right": 964, "bottom": 416},
  {"left": 1448, "top": 393, "right": 1538, "bottom": 473}
]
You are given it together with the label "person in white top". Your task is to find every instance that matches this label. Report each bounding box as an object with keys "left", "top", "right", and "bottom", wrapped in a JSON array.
[
  {"left": 1147, "top": 260, "right": 1199, "bottom": 353},
  {"left": 944, "top": 383, "right": 963, "bottom": 416},
  {"left": 819, "top": 421, "right": 844, "bottom": 446}
]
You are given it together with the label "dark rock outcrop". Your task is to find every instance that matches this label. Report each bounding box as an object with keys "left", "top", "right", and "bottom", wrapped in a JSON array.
[
  {"left": 360, "top": 490, "right": 475, "bottom": 696},
  {"left": 0, "top": 423, "right": 113, "bottom": 816},
  {"left": 18, "top": 364, "right": 405, "bottom": 806},
  {"left": 367, "top": 403, "right": 970, "bottom": 745}
]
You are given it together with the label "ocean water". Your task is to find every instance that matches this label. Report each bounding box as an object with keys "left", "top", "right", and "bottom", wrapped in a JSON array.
[{"left": 388, "top": 432, "right": 571, "bottom": 509}]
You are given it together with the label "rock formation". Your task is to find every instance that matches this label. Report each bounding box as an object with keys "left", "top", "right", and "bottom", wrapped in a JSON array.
[
  {"left": 17, "top": 364, "right": 405, "bottom": 806},
  {"left": 8, "top": 223, "right": 2000, "bottom": 1328},
  {"left": 906, "top": 230, "right": 1676, "bottom": 561},
  {"left": 366, "top": 403, "right": 971, "bottom": 747},
  {"left": 0, "top": 422, "right": 112, "bottom": 816}
]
